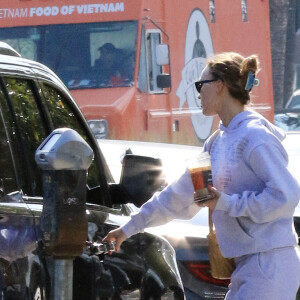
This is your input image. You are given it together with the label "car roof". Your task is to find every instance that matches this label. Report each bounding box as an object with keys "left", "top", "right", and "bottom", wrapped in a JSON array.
[
  {"left": 0, "top": 53, "right": 72, "bottom": 100},
  {"left": 0, "top": 41, "right": 21, "bottom": 57}
]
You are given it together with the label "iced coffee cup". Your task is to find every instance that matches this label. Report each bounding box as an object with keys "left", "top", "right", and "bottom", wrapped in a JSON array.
[{"left": 186, "top": 152, "right": 213, "bottom": 202}]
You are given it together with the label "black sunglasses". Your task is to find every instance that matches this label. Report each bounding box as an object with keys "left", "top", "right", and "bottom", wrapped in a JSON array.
[{"left": 194, "top": 79, "right": 219, "bottom": 93}]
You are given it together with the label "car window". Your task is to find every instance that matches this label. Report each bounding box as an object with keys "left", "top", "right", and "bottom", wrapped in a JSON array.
[
  {"left": 289, "top": 95, "right": 300, "bottom": 108},
  {"left": 0, "top": 85, "right": 19, "bottom": 196},
  {"left": 0, "top": 77, "right": 47, "bottom": 196},
  {"left": 39, "top": 82, "right": 101, "bottom": 189}
]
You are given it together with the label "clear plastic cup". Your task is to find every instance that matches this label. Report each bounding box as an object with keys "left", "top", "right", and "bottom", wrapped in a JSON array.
[{"left": 186, "top": 152, "right": 213, "bottom": 202}]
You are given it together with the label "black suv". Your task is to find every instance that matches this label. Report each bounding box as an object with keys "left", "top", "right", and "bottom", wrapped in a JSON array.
[{"left": 0, "top": 45, "right": 184, "bottom": 299}]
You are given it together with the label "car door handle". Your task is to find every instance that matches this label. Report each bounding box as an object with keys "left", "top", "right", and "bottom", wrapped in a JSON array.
[{"left": 86, "top": 241, "right": 115, "bottom": 255}]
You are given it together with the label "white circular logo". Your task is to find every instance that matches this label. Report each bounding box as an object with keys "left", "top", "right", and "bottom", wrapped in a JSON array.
[{"left": 176, "top": 9, "right": 214, "bottom": 141}]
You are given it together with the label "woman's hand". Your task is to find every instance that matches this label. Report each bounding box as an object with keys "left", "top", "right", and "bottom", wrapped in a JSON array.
[
  {"left": 102, "top": 228, "right": 127, "bottom": 252},
  {"left": 195, "top": 185, "right": 220, "bottom": 210}
]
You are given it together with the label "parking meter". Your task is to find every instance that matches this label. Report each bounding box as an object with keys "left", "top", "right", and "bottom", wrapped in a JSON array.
[{"left": 35, "top": 128, "right": 93, "bottom": 258}]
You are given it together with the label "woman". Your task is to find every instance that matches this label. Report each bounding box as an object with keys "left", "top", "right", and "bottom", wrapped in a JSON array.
[{"left": 103, "top": 52, "right": 300, "bottom": 299}]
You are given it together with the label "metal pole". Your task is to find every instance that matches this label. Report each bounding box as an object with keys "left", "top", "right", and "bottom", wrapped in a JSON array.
[{"left": 53, "top": 259, "right": 73, "bottom": 300}]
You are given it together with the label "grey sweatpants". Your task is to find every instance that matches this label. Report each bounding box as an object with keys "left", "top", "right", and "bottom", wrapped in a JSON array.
[{"left": 225, "top": 246, "right": 300, "bottom": 300}]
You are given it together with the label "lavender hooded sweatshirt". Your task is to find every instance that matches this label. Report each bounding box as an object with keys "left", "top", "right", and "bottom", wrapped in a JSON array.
[{"left": 121, "top": 111, "right": 300, "bottom": 258}]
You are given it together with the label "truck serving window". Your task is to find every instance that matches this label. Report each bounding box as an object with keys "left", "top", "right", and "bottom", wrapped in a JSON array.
[{"left": 0, "top": 21, "right": 138, "bottom": 90}]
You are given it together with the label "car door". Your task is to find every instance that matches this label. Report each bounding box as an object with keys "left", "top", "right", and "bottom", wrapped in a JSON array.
[
  {"left": 36, "top": 80, "right": 143, "bottom": 298},
  {"left": 0, "top": 72, "right": 122, "bottom": 299},
  {"left": 0, "top": 71, "right": 132, "bottom": 299},
  {"left": 0, "top": 66, "right": 184, "bottom": 299}
]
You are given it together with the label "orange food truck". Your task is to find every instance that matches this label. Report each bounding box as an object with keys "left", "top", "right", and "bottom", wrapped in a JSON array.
[{"left": 0, "top": 0, "right": 274, "bottom": 145}]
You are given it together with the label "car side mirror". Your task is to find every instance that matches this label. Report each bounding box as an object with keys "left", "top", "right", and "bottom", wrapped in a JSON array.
[{"left": 109, "top": 154, "right": 165, "bottom": 207}]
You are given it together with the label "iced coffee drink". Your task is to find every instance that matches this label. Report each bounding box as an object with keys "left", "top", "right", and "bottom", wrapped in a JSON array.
[{"left": 187, "top": 152, "right": 213, "bottom": 202}]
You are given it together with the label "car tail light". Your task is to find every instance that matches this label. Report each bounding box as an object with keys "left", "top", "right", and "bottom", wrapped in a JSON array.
[{"left": 183, "top": 261, "right": 230, "bottom": 287}]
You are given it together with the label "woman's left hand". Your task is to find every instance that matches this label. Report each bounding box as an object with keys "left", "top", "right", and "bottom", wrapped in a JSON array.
[{"left": 195, "top": 185, "right": 220, "bottom": 210}]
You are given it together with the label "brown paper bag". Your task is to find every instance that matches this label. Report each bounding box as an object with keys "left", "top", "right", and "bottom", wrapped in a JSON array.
[{"left": 208, "top": 208, "right": 236, "bottom": 279}]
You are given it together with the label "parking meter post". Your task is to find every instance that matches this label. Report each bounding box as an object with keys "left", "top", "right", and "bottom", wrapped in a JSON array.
[
  {"left": 35, "top": 128, "right": 93, "bottom": 300},
  {"left": 53, "top": 260, "right": 73, "bottom": 300}
]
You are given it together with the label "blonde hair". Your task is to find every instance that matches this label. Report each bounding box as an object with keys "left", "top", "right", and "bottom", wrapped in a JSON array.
[{"left": 207, "top": 52, "right": 260, "bottom": 104}]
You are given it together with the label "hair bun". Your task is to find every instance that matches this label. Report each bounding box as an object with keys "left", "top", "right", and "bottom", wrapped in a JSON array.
[{"left": 241, "top": 55, "right": 260, "bottom": 76}]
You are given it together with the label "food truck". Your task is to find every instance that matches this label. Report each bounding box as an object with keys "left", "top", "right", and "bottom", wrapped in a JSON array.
[{"left": 0, "top": 0, "right": 274, "bottom": 145}]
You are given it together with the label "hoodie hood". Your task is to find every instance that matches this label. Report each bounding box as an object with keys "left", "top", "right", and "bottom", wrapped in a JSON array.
[{"left": 219, "top": 110, "right": 286, "bottom": 141}]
